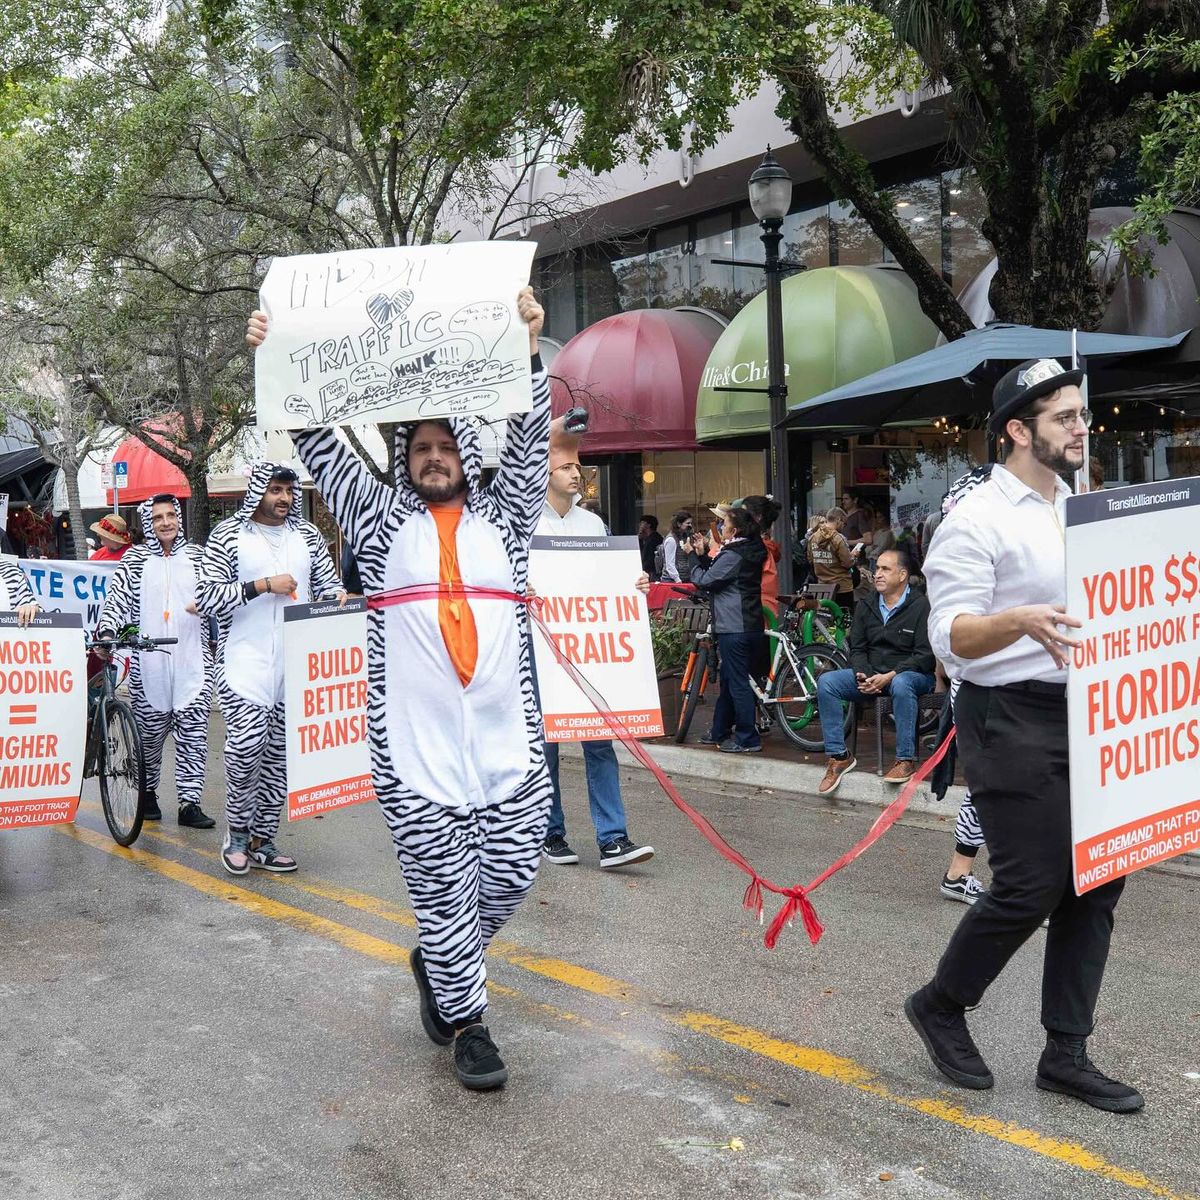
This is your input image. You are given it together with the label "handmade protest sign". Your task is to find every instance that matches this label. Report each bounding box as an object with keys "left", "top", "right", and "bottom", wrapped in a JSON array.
[
  {"left": 0, "top": 612, "right": 86, "bottom": 830},
  {"left": 529, "top": 536, "right": 663, "bottom": 742},
  {"left": 19, "top": 557, "right": 117, "bottom": 628},
  {"left": 283, "top": 598, "right": 376, "bottom": 820},
  {"left": 255, "top": 242, "right": 537, "bottom": 430},
  {"left": 1065, "top": 477, "right": 1200, "bottom": 893}
]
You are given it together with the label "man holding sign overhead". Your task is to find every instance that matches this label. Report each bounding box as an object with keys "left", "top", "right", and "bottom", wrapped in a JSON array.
[{"left": 247, "top": 282, "right": 551, "bottom": 1093}]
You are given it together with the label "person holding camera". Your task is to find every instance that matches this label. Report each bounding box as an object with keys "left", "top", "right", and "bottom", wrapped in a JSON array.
[
  {"left": 815, "top": 548, "right": 936, "bottom": 792},
  {"left": 680, "top": 503, "right": 768, "bottom": 753}
]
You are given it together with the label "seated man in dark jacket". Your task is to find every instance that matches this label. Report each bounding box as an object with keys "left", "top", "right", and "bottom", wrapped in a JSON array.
[{"left": 815, "top": 548, "right": 936, "bottom": 791}]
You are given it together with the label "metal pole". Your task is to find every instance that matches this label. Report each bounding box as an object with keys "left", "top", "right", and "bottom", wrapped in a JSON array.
[
  {"left": 761, "top": 217, "right": 793, "bottom": 593},
  {"left": 1071, "top": 330, "right": 1090, "bottom": 495}
]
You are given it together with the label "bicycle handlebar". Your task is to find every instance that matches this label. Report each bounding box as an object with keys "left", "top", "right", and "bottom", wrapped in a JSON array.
[{"left": 87, "top": 636, "right": 179, "bottom": 652}]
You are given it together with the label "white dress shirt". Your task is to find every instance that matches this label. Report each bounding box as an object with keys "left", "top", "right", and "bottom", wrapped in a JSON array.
[
  {"left": 924, "top": 465, "right": 1070, "bottom": 686},
  {"left": 536, "top": 495, "right": 606, "bottom": 537}
]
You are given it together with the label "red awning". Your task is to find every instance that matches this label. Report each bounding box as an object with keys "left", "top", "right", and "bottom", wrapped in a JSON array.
[
  {"left": 107, "top": 425, "right": 191, "bottom": 506},
  {"left": 549, "top": 309, "right": 724, "bottom": 454}
]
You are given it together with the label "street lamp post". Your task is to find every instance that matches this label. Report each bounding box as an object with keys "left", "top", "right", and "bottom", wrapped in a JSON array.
[
  {"left": 712, "top": 149, "right": 802, "bottom": 594},
  {"left": 748, "top": 150, "right": 794, "bottom": 593}
]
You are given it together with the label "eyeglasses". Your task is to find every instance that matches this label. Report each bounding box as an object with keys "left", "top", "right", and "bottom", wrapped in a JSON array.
[{"left": 1021, "top": 409, "right": 1093, "bottom": 431}]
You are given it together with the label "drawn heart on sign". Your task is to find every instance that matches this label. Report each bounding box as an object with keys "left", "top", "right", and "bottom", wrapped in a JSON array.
[{"left": 365, "top": 289, "right": 415, "bottom": 329}]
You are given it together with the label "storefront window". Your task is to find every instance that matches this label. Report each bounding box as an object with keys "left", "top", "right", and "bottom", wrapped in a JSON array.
[
  {"left": 647, "top": 223, "right": 692, "bottom": 309},
  {"left": 830, "top": 200, "right": 884, "bottom": 266},
  {"left": 886, "top": 178, "right": 941, "bottom": 274},
  {"left": 691, "top": 213, "right": 744, "bottom": 318},
  {"left": 539, "top": 253, "right": 577, "bottom": 342},
  {"left": 611, "top": 236, "right": 651, "bottom": 312},
  {"left": 782, "top": 205, "right": 832, "bottom": 271},
  {"left": 580, "top": 245, "right": 621, "bottom": 326},
  {"left": 943, "top": 168, "right": 991, "bottom": 290},
  {"left": 639, "top": 450, "right": 768, "bottom": 530}
]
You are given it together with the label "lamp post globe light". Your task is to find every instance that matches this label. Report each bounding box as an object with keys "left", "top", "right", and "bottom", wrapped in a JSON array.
[{"left": 750, "top": 149, "right": 795, "bottom": 592}]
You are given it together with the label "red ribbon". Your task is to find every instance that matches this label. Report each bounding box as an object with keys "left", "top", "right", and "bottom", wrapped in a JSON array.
[{"left": 369, "top": 582, "right": 956, "bottom": 948}]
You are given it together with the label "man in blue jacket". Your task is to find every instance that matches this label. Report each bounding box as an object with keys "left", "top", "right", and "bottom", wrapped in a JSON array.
[{"left": 816, "top": 548, "right": 936, "bottom": 792}]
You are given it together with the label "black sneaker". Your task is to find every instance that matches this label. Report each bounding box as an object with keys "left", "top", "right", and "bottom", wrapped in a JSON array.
[
  {"left": 717, "top": 739, "right": 761, "bottom": 754},
  {"left": 599, "top": 836, "right": 654, "bottom": 868},
  {"left": 410, "top": 947, "right": 453, "bottom": 1046},
  {"left": 1036, "top": 1036, "right": 1144, "bottom": 1113},
  {"left": 178, "top": 802, "right": 216, "bottom": 829},
  {"left": 542, "top": 835, "right": 580, "bottom": 865},
  {"left": 454, "top": 1025, "right": 508, "bottom": 1090},
  {"left": 905, "top": 983, "right": 994, "bottom": 1089},
  {"left": 141, "top": 790, "right": 162, "bottom": 821},
  {"left": 699, "top": 733, "right": 722, "bottom": 746}
]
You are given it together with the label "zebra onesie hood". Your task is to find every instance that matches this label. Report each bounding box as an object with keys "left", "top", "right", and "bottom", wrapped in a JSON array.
[
  {"left": 292, "top": 355, "right": 553, "bottom": 1025},
  {"left": 197, "top": 463, "right": 342, "bottom": 847},
  {"left": 96, "top": 495, "right": 213, "bottom": 810}
]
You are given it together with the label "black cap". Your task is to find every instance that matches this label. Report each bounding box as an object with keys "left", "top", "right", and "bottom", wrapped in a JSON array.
[{"left": 988, "top": 358, "right": 1085, "bottom": 435}]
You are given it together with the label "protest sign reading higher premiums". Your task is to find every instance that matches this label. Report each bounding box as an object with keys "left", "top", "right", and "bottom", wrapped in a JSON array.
[
  {"left": 0, "top": 612, "right": 86, "bottom": 830},
  {"left": 255, "top": 242, "right": 537, "bottom": 430},
  {"left": 19, "top": 558, "right": 117, "bottom": 628},
  {"left": 1066, "top": 478, "right": 1200, "bottom": 893},
  {"left": 529, "top": 536, "right": 664, "bottom": 742},
  {"left": 283, "top": 599, "right": 376, "bottom": 820}
]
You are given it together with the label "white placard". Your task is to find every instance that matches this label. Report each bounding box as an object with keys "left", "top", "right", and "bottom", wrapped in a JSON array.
[
  {"left": 1065, "top": 477, "right": 1200, "bottom": 892},
  {"left": 19, "top": 558, "right": 118, "bottom": 628},
  {"left": 283, "top": 598, "right": 376, "bottom": 820},
  {"left": 529, "top": 536, "right": 664, "bottom": 742},
  {"left": 0, "top": 612, "right": 86, "bottom": 830},
  {"left": 255, "top": 242, "right": 537, "bottom": 430}
]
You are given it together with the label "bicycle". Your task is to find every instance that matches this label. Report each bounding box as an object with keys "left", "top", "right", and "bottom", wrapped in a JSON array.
[
  {"left": 83, "top": 632, "right": 177, "bottom": 846},
  {"left": 672, "top": 591, "right": 854, "bottom": 752}
]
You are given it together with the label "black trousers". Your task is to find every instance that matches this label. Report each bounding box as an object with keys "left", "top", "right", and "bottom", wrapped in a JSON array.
[{"left": 934, "top": 681, "right": 1126, "bottom": 1036}]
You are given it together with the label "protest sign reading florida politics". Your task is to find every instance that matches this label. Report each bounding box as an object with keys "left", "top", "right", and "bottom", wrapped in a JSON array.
[
  {"left": 1065, "top": 477, "right": 1200, "bottom": 893},
  {"left": 529, "top": 536, "right": 663, "bottom": 742},
  {"left": 283, "top": 598, "right": 376, "bottom": 820},
  {"left": 0, "top": 612, "right": 86, "bottom": 830},
  {"left": 254, "top": 242, "right": 537, "bottom": 430},
  {"left": 19, "top": 557, "right": 117, "bottom": 628}
]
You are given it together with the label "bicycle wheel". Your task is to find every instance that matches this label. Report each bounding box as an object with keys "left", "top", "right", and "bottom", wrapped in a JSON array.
[
  {"left": 772, "top": 645, "right": 854, "bottom": 753},
  {"left": 675, "top": 645, "right": 711, "bottom": 744},
  {"left": 98, "top": 700, "right": 145, "bottom": 846}
]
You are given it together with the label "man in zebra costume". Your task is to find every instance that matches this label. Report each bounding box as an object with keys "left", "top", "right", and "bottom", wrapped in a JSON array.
[
  {"left": 246, "top": 288, "right": 550, "bottom": 1091},
  {"left": 197, "top": 464, "right": 342, "bottom": 875},
  {"left": 0, "top": 560, "right": 41, "bottom": 623},
  {"left": 97, "top": 494, "right": 217, "bottom": 829}
]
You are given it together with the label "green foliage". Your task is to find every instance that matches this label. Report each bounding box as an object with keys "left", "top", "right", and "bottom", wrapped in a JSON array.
[{"left": 649, "top": 613, "right": 693, "bottom": 675}]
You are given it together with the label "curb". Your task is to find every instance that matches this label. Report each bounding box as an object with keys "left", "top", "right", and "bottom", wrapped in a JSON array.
[{"left": 558, "top": 738, "right": 964, "bottom": 819}]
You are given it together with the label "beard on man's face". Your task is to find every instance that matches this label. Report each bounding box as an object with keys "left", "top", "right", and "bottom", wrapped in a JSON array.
[
  {"left": 413, "top": 468, "right": 467, "bottom": 504},
  {"left": 1030, "top": 427, "right": 1084, "bottom": 477}
]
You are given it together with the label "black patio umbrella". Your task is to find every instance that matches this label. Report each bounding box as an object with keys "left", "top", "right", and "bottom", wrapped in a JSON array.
[{"left": 784, "top": 325, "right": 1190, "bottom": 430}]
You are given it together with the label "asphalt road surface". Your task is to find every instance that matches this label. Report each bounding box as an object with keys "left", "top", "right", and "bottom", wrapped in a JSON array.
[{"left": 2, "top": 750, "right": 1198, "bottom": 1200}]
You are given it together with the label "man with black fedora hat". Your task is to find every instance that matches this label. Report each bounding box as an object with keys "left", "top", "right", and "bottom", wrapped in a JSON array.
[{"left": 905, "top": 358, "right": 1143, "bottom": 1113}]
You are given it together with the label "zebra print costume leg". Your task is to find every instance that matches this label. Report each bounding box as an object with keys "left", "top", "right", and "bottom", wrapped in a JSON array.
[
  {"left": 219, "top": 678, "right": 287, "bottom": 837},
  {"left": 384, "top": 777, "right": 549, "bottom": 1022},
  {"left": 949, "top": 679, "right": 985, "bottom": 854},
  {"left": 131, "top": 674, "right": 211, "bottom": 808}
]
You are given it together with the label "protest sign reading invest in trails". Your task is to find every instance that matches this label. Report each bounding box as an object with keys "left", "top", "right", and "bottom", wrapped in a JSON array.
[
  {"left": 1065, "top": 477, "right": 1200, "bottom": 893},
  {"left": 0, "top": 612, "right": 86, "bottom": 830},
  {"left": 255, "top": 242, "right": 537, "bottom": 430},
  {"left": 283, "top": 599, "right": 376, "bottom": 821},
  {"left": 529, "top": 536, "right": 664, "bottom": 743}
]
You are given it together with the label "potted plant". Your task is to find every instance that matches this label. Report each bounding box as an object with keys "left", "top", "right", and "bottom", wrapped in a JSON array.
[{"left": 650, "top": 613, "right": 694, "bottom": 734}]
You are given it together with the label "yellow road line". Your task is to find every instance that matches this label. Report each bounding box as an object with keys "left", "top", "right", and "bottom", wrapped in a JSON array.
[{"left": 66, "top": 820, "right": 1196, "bottom": 1200}]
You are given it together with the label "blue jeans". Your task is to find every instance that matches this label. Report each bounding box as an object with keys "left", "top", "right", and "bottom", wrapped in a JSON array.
[
  {"left": 817, "top": 668, "right": 935, "bottom": 760},
  {"left": 711, "top": 632, "right": 764, "bottom": 749},
  {"left": 543, "top": 740, "right": 627, "bottom": 846}
]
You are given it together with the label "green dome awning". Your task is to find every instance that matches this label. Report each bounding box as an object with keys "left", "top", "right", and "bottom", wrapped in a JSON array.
[{"left": 696, "top": 265, "right": 940, "bottom": 439}]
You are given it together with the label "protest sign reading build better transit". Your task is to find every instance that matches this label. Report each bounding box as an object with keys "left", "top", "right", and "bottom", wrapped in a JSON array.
[
  {"left": 1065, "top": 477, "right": 1200, "bottom": 893},
  {"left": 0, "top": 612, "right": 86, "bottom": 830},
  {"left": 283, "top": 599, "right": 376, "bottom": 821},
  {"left": 529, "top": 536, "right": 663, "bottom": 742},
  {"left": 255, "top": 242, "right": 537, "bottom": 430}
]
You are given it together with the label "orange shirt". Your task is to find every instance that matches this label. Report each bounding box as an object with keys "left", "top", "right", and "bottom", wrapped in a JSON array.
[{"left": 429, "top": 505, "right": 478, "bottom": 687}]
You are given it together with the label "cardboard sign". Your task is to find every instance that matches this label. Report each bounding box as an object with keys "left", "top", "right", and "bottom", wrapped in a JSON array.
[
  {"left": 1065, "top": 477, "right": 1200, "bottom": 892},
  {"left": 529, "top": 536, "right": 664, "bottom": 742},
  {"left": 0, "top": 612, "right": 86, "bottom": 830},
  {"left": 19, "top": 558, "right": 118, "bottom": 628},
  {"left": 255, "top": 242, "right": 537, "bottom": 430},
  {"left": 283, "top": 598, "right": 376, "bottom": 820}
]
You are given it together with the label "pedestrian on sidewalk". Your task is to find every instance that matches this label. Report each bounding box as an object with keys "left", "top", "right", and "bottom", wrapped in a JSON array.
[
  {"left": 806, "top": 508, "right": 859, "bottom": 611},
  {"left": 815, "top": 548, "right": 936, "bottom": 792},
  {"left": 907, "top": 358, "right": 1142, "bottom": 1113},
  {"left": 248, "top": 291, "right": 555, "bottom": 1092},
  {"left": 537, "top": 412, "right": 654, "bottom": 870},
  {"left": 681, "top": 503, "right": 767, "bottom": 754},
  {"left": 197, "top": 464, "right": 344, "bottom": 876},
  {"left": 96, "top": 494, "right": 217, "bottom": 829}
]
